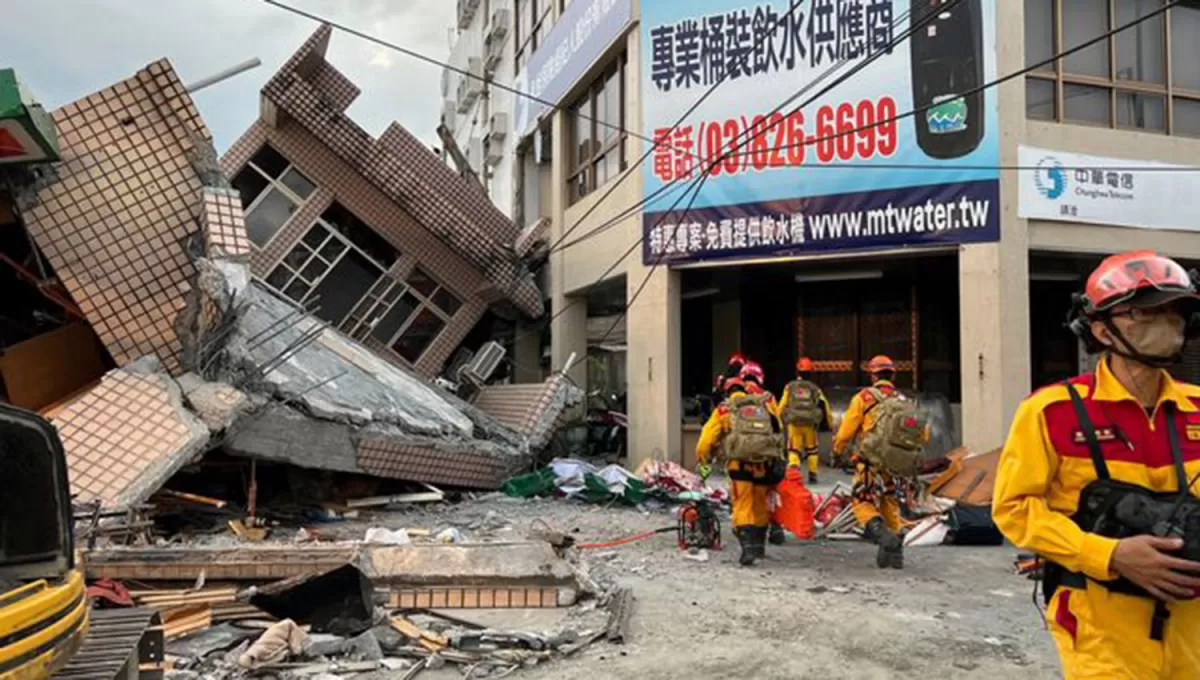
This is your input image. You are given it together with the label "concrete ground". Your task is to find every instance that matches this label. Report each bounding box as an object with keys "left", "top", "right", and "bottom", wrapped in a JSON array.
[{"left": 337, "top": 469, "right": 1062, "bottom": 680}]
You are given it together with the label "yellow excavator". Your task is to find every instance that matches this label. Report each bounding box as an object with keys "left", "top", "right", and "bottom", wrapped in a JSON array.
[{"left": 0, "top": 403, "right": 161, "bottom": 679}]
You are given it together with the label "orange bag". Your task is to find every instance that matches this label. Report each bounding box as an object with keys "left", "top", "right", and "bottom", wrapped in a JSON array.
[{"left": 773, "top": 468, "right": 815, "bottom": 539}]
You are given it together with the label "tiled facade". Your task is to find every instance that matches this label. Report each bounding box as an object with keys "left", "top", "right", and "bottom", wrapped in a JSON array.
[
  {"left": 21, "top": 60, "right": 210, "bottom": 373},
  {"left": 356, "top": 438, "right": 517, "bottom": 490},
  {"left": 54, "top": 368, "right": 202, "bottom": 507},
  {"left": 199, "top": 186, "right": 252, "bottom": 260},
  {"left": 220, "top": 25, "right": 543, "bottom": 379}
]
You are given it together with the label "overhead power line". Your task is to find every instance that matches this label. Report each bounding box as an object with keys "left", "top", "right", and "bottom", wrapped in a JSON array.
[{"left": 551, "top": 0, "right": 1185, "bottom": 257}]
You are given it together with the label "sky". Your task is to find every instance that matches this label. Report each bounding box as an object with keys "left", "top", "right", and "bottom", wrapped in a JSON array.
[{"left": 5, "top": 0, "right": 455, "bottom": 152}]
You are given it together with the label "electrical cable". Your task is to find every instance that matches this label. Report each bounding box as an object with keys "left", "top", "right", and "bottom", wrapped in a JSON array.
[
  {"left": 591, "top": 0, "right": 960, "bottom": 345},
  {"left": 260, "top": 0, "right": 663, "bottom": 151},
  {"left": 510, "top": 2, "right": 941, "bottom": 353},
  {"left": 575, "top": 526, "right": 677, "bottom": 550},
  {"left": 550, "top": 0, "right": 1184, "bottom": 256},
  {"left": 544, "top": 3, "right": 919, "bottom": 255}
]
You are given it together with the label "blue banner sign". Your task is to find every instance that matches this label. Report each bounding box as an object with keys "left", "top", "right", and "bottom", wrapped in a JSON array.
[
  {"left": 640, "top": 0, "right": 1001, "bottom": 264},
  {"left": 514, "top": 0, "right": 633, "bottom": 138}
]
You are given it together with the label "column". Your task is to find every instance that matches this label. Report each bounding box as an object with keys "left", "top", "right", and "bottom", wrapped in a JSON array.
[
  {"left": 625, "top": 265, "right": 682, "bottom": 468},
  {"left": 549, "top": 107, "right": 588, "bottom": 389}
]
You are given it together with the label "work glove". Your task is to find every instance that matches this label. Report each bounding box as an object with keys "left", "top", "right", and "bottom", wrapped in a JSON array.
[{"left": 698, "top": 463, "right": 712, "bottom": 482}]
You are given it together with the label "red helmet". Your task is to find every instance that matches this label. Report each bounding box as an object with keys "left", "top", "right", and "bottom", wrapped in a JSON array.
[
  {"left": 728, "top": 351, "right": 747, "bottom": 367},
  {"left": 739, "top": 361, "right": 765, "bottom": 384},
  {"left": 796, "top": 357, "right": 814, "bottom": 372},
  {"left": 1082, "top": 250, "right": 1200, "bottom": 314},
  {"left": 867, "top": 355, "right": 895, "bottom": 374}
]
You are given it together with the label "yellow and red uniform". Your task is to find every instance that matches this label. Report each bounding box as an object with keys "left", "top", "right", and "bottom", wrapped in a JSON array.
[
  {"left": 833, "top": 380, "right": 903, "bottom": 531},
  {"left": 993, "top": 358, "right": 1200, "bottom": 679},
  {"left": 778, "top": 382, "right": 832, "bottom": 474},
  {"left": 696, "top": 387, "right": 783, "bottom": 530}
]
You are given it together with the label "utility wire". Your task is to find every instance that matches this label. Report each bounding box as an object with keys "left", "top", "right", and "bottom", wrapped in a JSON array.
[
  {"left": 260, "top": 0, "right": 664, "bottom": 151},
  {"left": 552, "top": 0, "right": 1183, "bottom": 256},
  {"left": 592, "top": 0, "right": 959, "bottom": 346},
  {"left": 516, "top": 1, "right": 938, "bottom": 352},
  {"left": 542, "top": 0, "right": 838, "bottom": 254}
]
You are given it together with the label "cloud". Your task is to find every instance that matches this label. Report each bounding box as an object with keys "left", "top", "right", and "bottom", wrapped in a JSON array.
[{"left": 4, "top": 0, "right": 454, "bottom": 151}]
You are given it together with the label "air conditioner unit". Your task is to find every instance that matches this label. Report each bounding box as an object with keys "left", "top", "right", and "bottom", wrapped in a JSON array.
[
  {"left": 485, "top": 142, "right": 504, "bottom": 167},
  {"left": 489, "top": 9, "right": 511, "bottom": 41},
  {"left": 484, "top": 35, "right": 503, "bottom": 74},
  {"left": 458, "top": 341, "right": 506, "bottom": 386},
  {"left": 487, "top": 112, "right": 509, "bottom": 144},
  {"left": 457, "top": 0, "right": 481, "bottom": 29}
]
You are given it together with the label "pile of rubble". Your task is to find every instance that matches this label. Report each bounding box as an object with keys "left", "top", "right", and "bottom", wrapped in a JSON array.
[{"left": 83, "top": 532, "right": 631, "bottom": 678}]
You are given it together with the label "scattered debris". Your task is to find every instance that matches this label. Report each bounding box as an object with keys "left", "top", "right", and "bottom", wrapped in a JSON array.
[
  {"left": 238, "top": 618, "right": 309, "bottom": 669},
  {"left": 364, "top": 527, "right": 412, "bottom": 545},
  {"left": 605, "top": 587, "right": 635, "bottom": 644}
]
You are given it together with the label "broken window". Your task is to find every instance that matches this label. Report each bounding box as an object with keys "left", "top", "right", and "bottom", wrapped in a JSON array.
[
  {"left": 232, "top": 144, "right": 317, "bottom": 247},
  {"left": 265, "top": 206, "right": 399, "bottom": 327},
  {"left": 342, "top": 267, "right": 463, "bottom": 364}
]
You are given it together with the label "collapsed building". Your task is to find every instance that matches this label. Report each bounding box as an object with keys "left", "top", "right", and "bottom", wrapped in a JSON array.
[{"left": 0, "top": 26, "right": 578, "bottom": 512}]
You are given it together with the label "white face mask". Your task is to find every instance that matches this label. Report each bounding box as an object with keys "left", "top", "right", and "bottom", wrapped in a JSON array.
[{"left": 1121, "top": 313, "right": 1186, "bottom": 358}]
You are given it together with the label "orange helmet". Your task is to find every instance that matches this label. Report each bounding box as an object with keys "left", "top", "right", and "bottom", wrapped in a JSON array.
[
  {"left": 867, "top": 355, "right": 895, "bottom": 374},
  {"left": 739, "top": 361, "right": 765, "bottom": 384},
  {"left": 1081, "top": 251, "right": 1199, "bottom": 314},
  {"left": 796, "top": 357, "right": 814, "bottom": 372}
]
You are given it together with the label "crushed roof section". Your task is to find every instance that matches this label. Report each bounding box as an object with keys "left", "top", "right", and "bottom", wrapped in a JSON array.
[
  {"left": 258, "top": 25, "right": 542, "bottom": 318},
  {"left": 21, "top": 59, "right": 210, "bottom": 373}
]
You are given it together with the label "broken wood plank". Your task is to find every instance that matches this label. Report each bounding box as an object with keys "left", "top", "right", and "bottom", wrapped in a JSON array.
[
  {"left": 390, "top": 615, "right": 425, "bottom": 641},
  {"left": 161, "top": 604, "right": 212, "bottom": 640},
  {"left": 156, "top": 489, "right": 228, "bottom": 508},
  {"left": 228, "top": 519, "right": 268, "bottom": 542},
  {"left": 346, "top": 491, "right": 445, "bottom": 509},
  {"left": 605, "top": 587, "right": 634, "bottom": 644}
]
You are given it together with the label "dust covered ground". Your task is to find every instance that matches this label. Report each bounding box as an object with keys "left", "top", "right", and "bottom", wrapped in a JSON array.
[{"left": 327, "top": 470, "right": 1062, "bottom": 680}]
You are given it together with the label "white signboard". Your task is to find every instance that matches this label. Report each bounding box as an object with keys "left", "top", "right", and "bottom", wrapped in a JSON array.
[{"left": 1018, "top": 145, "right": 1200, "bottom": 233}]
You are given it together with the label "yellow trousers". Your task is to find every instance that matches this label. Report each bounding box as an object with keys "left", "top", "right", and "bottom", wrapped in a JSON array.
[
  {"left": 849, "top": 457, "right": 902, "bottom": 532},
  {"left": 1047, "top": 584, "right": 1200, "bottom": 679},
  {"left": 727, "top": 459, "right": 779, "bottom": 528},
  {"left": 786, "top": 424, "right": 821, "bottom": 475}
]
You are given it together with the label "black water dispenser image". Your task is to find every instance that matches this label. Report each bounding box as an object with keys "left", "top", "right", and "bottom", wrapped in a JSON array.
[{"left": 910, "top": 0, "right": 985, "bottom": 159}]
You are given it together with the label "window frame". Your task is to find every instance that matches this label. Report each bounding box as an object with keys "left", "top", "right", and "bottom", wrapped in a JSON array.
[
  {"left": 567, "top": 53, "right": 628, "bottom": 203},
  {"left": 267, "top": 217, "right": 390, "bottom": 327},
  {"left": 515, "top": 0, "right": 553, "bottom": 76},
  {"left": 1024, "top": 0, "right": 1200, "bottom": 136},
  {"left": 343, "top": 267, "right": 463, "bottom": 365},
  {"left": 233, "top": 144, "right": 316, "bottom": 249}
]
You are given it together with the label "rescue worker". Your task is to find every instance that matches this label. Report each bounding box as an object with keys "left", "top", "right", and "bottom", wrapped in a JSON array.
[
  {"left": 779, "top": 357, "right": 833, "bottom": 485},
  {"left": 739, "top": 361, "right": 792, "bottom": 546},
  {"left": 993, "top": 251, "right": 1200, "bottom": 679},
  {"left": 832, "top": 355, "right": 906, "bottom": 569},
  {"left": 696, "top": 375, "right": 786, "bottom": 566}
]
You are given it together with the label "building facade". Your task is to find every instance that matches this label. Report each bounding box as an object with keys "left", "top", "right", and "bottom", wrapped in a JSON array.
[
  {"left": 225, "top": 25, "right": 543, "bottom": 381},
  {"left": 448, "top": 0, "right": 1200, "bottom": 465}
]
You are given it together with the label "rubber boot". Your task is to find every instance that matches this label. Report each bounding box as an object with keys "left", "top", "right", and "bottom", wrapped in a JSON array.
[
  {"left": 808, "top": 471, "right": 819, "bottom": 486},
  {"left": 865, "top": 517, "right": 903, "bottom": 570},
  {"left": 738, "top": 526, "right": 766, "bottom": 566},
  {"left": 768, "top": 522, "right": 786, "bottom": 545}
]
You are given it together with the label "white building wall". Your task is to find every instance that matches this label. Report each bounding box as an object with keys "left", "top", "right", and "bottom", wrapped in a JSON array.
[{"left": 443, "top": 0, "right": 519, "bottom": 220}]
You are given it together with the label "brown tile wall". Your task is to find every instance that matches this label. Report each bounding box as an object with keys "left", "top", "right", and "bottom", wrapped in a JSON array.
[
  {"left": 54, "top": 369, "right": 194, "bottom": 506},
  {"left": 222, "top": 120, "right": 491, "bottom": 376},
  {"left": 200, "top": 186, "right": 252, "bottom": 260},
  {"left": 356, "top": 438, "right": 514, "bottom": 489},
  {"left": 309, "top": 61, "right": 360, "bottom": 113},
  {"left": 23, "top": 60, "right": 209, "bottom": 373},
  {"left": 472, "top": 382, "right": 555, "bottom": 434}
]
